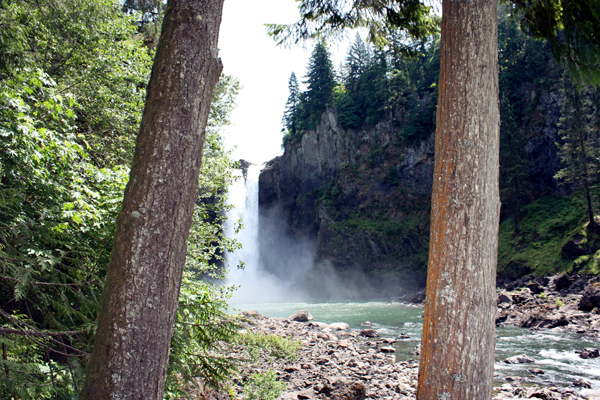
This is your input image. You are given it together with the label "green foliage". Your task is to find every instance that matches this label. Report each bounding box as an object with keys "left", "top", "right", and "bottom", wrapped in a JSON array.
[
  {"left": 242, "top": 370, "right": 287, "bottom": 400},
  {"left": 508, "top": 0, "right": 600, "bottom": 85},
  {"left": 301, "top": 42, "right": 337, "bottom": 129},
  {"left": 556, "top": 298, "right": 564, "bottom": 308},
  {"left": 0, "top": 68, "right": 127, "bottom": 399},
  {"left": 0, "top": 0, "right": 153, "bottom": 167},
  {"left": 0, "top": 4, "right": 242, "bottom": 393},
  {"left": 165, "top": 271, "right": 241, "bottom": 397},
  {"left": 554, "top": 72, "right": 600, "bottom": 226},
  {"left": 235, "top": 332, "right": 301, "bottom": 362},
  {"left": 334, "top": 85, "right": 361, "bottom": 129},
  {"left": 266, "top": 0, "right": 439, "bottom": 57},
  {"left": 497, "top": 188, "right": 600, "bottom": 279},
  {"left": 385, "top": 166, "right": 400, "bottom": 186},
  {"left": 282, "top": 72, "right": 300, "bottom": 136}
]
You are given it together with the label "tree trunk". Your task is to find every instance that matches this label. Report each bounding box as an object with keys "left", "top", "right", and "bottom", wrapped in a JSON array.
[
  {"left": 576, "top": 97, "right": 596, "bottom": 228},
  {"left": 80, "top": 0, "right": 224, "bottom": 398},
  {"left": 416, "top": 0, "right": 500, "bottom": 397}
]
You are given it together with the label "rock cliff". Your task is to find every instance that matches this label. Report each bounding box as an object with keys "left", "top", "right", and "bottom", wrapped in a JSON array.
[{"left": 259, "top": 83, "right": 565, "bottom": 295}]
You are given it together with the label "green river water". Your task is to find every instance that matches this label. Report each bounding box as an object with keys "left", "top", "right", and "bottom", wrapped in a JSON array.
[{"left": 230, "top": 300, "right": 600, "bottom": 390}]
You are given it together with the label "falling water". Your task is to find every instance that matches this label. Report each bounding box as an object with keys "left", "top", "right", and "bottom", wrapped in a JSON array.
[{"left": 225, "top": 163, "right": 286, "bottom": 303}]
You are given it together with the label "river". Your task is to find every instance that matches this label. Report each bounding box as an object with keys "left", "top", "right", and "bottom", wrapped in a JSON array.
[
  {"left": 230, "top": 300, "right": 600, "bottom": 390},
  {"left": 225, "top": 165, "right": 600, "bottom": 391}
]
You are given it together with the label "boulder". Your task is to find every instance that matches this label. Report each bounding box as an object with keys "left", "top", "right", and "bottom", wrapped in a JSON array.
[
  {"left": 576, "top": 348, "right": 599, "bottom": 359},
  {"left": 525, "top": 387, "right": 562, "bottom": 400},
  {"left": 526, "top": 281, "right": 543, "bottom": 295},
  {"left": 289, "top": 310, "right": 313, "bottom": 322},
  {"left": 405, "top": 290, "right": 426, "bottom": 304},
  {"left": 319, "top": 380, "right": 367, "bottom": 400},
  {"left": 561, "top": 234, "right": 591, "bottom": 260},
  {"left": 359, "top": 329, "right": 379, "bottom": 338},
  {"left": 529, "top": 368, "right": 544, "bottom": 375},
  {"left": 504, "top": 354, "right": 535, "bottom": 364},
  {"left": 497, "top": 291, "right": 513, "bottom": 305},
  {"left": 553, "top": 273, "right": 572, "bottom": 291},
  {"left": 579, "top": 283, "right": 600, "bottom": 311},
  {"left": 573, "top": 378, "right": 592, "bottom": 389},
  {"left": 329, "top": 322, "right": 350, "bottom": 330},
  {"left": 316, "top": 332, "right": 336, "bottom": 341},
  {"left": 513, "top": 288, "right": 534, "bottom": 304},
  {"left": 380, "top": 347, "right": 395, "bottom": 353}
]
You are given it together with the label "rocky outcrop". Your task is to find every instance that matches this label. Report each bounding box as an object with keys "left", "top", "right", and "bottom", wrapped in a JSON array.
[
  {"left": 259, "top": 78, "right": 568, "bottom": 291},
  {"left": 496, "top": 274, "right": 600, "bottom": 340},
  {"left": 259, "top": 108, "right": 433, "bottom": 295}
]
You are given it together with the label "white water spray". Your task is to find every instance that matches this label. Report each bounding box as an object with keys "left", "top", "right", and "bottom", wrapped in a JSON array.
[{"left": 225, "top": 164, "right": 286, "bottom": 303}]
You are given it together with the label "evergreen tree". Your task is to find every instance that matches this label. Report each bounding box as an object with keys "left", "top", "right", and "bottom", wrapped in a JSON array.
[
  {"left": 555, "top": 73, "right": 600, "bottom": 229},
  {"left": 343, "top": 33, "right": 370, "bottom": 96},
  {"left": 358, "top": 48, "right": 389, "bottom": 125},
  {"left": 303, "top": 42, "right": 336, "bottom": 128},
  {"left": 499, "top": 93, "right": 531, "bottom": 233},
  {"left": 282, "top": 72, "right": 300, "bottom": 136}
]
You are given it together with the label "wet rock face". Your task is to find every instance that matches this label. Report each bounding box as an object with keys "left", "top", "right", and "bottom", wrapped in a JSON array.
[{"left": 258, "top": 107, "right": 435, "bottom": 289}]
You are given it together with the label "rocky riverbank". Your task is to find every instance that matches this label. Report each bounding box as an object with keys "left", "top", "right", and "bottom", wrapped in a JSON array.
[
  {"left": 196, "top": 274, "right": 600, "bottom": 400},
  {"left": 230, "top": 310, "right": 418, "bottom": 400},
  {"left": 230, "top": 274, "right": 599, "bottom": 400}
]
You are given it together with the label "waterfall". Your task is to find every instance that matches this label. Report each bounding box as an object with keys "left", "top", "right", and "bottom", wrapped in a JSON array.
[{"left": 225, "top": 163, "right": 284, "bottom": 303}]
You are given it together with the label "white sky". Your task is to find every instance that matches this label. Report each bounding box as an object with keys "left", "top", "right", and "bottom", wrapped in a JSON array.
[{"left": 218, "top": 0, "right": 348, "bottom": 165}]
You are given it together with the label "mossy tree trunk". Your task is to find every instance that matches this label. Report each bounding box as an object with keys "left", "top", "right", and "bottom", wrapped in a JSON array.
[
  {"left": 416, "top": 0, "right": 500, "bottom": 397},
  {"left": 80, "top": 0, "right": 224, "bottom": 398}
]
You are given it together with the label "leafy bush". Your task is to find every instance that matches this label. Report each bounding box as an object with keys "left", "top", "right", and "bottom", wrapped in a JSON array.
[
  {"left": 242, "top": 370, "right": 288, "bottom": 400},
  {"left": 235, "top": 332, "right": 301, "bottom": 362}
]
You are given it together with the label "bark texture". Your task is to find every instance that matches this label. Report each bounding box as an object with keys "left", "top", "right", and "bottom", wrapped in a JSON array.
[
  {"left": 416, "top": 0, "right": 500, "bottom": 398},
  {"left": 80, "top": 0, "right": 224, "bottom": 398}
]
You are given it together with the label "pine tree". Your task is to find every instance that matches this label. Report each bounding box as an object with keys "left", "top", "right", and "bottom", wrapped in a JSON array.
[
  {"left": 282, "top": 72, "right": 300, "bottom": 136},
  {"left": 499, "top": 92, "right": 531, "bottom": 233},
  {"left": 343, "top": 33, "right": 370, "bottom": 95},
  {"left": 358, "top": 48, "right": 389, "bottom": 125},
  {"left": 555, "top": 73, "right": 600, "bottom": 230},
  {"left": 304, "top": 41, "right": 336, "bottom": 127}
]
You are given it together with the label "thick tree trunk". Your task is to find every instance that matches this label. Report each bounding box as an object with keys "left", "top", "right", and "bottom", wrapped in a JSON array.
[
  {"left": 80, "top": 0, "right": 224, "bottom": 398},
  {"left": 416, "top": 0, "right": 499, "bottom": 397}
]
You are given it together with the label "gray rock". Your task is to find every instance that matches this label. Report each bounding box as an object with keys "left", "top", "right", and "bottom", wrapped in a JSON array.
[
  {"left": 553, "top": 273, "right": 573, "bottom": 290},
  {"left": 573, "top": 378, "right": 592, "bottom": 389},
  {"left": 497, "top": 291, "right": 513, "bottom": 305},
  {"left": 504, "top": 354, "right": 535, "bottom": 364},
  {"left": 579, "top": 283, "right": 600, "bottom": 311},
  {"left": 329, "top": 322, "right": 350, "bottom": 330},
  {"left": 576, "top": 348, "right": 599, "bottom": 359},
  {"left": 289, "top": 310, "right": 313, "bottom": 322},
  {"left": 359, "top": 329, "right": 379, "bottom": 338},
  {"left": 526, "top": 281, "right": 543, "bottom": 295},
  {"left": 529, "top": 368, "right": 545, "bottom": 375}
]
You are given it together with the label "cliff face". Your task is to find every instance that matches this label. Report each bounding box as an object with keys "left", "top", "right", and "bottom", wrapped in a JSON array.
[
  {"left": 259, "top": 108, "right": 435, "bottom": 294},
  {"left": 259, "top": 83, "right": 564, "bottom": 293}
]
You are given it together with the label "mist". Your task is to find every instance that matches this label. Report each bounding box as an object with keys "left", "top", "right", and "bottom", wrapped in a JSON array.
[{"left": 225, "top": 163, "right": 417, "bottom": 305}]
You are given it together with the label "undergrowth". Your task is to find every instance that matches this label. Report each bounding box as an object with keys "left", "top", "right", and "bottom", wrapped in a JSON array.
[{"left": 498, "top": 186, "right": 600, "bottom": 279}]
